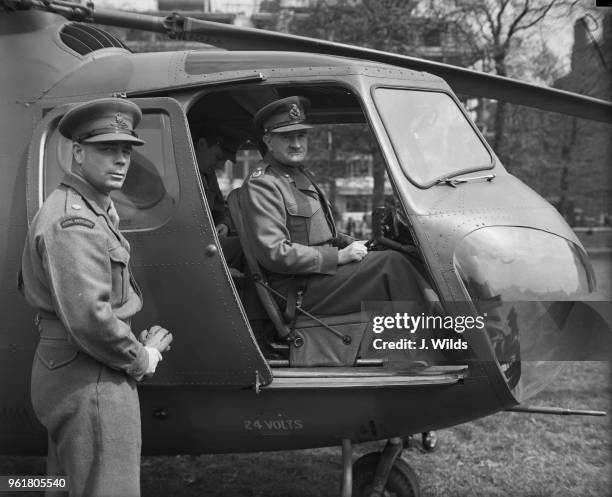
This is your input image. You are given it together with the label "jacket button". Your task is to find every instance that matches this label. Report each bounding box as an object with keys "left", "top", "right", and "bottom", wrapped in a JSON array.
[{"left": 49, "top": 359, "right": 55, "bottom": 366}]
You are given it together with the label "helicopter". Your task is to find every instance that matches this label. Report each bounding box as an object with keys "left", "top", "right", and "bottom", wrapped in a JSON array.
[{"left": 1, "top": 1, "right": 610, "bottom": 496}]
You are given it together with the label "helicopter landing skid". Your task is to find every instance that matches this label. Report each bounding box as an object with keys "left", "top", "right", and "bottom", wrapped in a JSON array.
[{"left": 340, "top": 437, "right": 421, "bottom": 497}]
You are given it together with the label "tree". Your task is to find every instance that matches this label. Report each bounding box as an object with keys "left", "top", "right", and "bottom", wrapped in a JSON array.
[
  {"left": 295, "top": 0, "right": 420, "bottom": 49},
  {"left": 304, "top": 124, "right": 384, "bottom": 211},
  {"left": 502, "top": 10, "right": 612, "bottom": 224},
  {"left": 493, "top": 42, "right": 565, "bottom": 201},
  {"left": 429, "top": 0, "right": 579, "bottom": 164},
  {"left": 285, "top": 0, "right": 425, "bottom": 210}
]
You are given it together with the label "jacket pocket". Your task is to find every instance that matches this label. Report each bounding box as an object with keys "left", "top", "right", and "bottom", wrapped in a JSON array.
[
  {"left": 108, "top": 243, "right": 130, "bottom": 305},
  {"left": 286, "top": 198, "right": 320, "bottom": 245},
  {"left": 36, "top": 339, "right": 78, "bottom": 370}
]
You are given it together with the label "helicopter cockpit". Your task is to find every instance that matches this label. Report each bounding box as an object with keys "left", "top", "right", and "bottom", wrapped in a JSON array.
[
  {"left": 187, "top": 74, "right": 607, "bottom": 401},
  {"left": 185, "top": 82, "right": 452, "bottom": 370}
]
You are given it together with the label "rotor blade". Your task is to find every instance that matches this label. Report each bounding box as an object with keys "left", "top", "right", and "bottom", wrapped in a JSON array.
[
  {"left": 174, "top": 17, "right": 612, "bottom": 123},
  {"left": 507, "top": 405, "right": 607, "bottom": 416},
  {"left": 80, "top": 8, "right": 612, "bottom": 123},
  {"left": 90, "top": 8, "right": 171, "bottom": 33}
]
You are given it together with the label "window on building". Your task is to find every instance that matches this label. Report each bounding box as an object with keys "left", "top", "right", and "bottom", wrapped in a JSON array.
[{"left": 345, "top": 195, "right": 372, "bottom": 212}]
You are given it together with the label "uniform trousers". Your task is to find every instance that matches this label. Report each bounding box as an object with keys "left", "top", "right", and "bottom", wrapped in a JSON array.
[
  {"left": 31, "top": 321, "right": 141, "bottom": 497},
  {"left": 271, "top": 250, "right": 428, "bottom": 316}
]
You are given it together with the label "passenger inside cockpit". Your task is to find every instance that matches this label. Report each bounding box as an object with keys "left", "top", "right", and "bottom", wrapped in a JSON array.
[
  {"left": 238, "top": 96, "right": 427, "bottom": 315},
  {"left": 231, "top": 96, "right": 432, "bottom": 366},
  {"left": 188, "top": 87, "right": 443, "bottom": 368},
  {"left": 190, "top": 120, "right": 245, "bottom": 272}
]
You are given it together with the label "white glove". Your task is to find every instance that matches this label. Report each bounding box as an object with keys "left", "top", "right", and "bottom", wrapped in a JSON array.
[{"left": 144, "top": 346, "right": 163, "bottom": 375}]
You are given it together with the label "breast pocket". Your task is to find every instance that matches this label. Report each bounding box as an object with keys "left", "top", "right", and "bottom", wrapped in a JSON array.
[
  {"left": 108, "top": 243, "right": 130, "bottom": 305},
  {"left": 286, "top": 197, "right": 320, "bottom": 245}
]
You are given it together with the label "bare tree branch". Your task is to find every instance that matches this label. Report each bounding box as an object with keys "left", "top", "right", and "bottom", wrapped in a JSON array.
[
  {"left": 505, "top": 0, "right": 532, "bottom": 42},
  {"left": 495, "top": 0, "right": 511, "bottom": 41},
  {"left": 509, "top": 0, "right": 557, "bottom": 36}
]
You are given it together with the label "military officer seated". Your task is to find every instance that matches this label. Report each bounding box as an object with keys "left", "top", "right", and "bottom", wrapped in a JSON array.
[{"left": 238, "top": 96, "right": 428, "bottom": 321}]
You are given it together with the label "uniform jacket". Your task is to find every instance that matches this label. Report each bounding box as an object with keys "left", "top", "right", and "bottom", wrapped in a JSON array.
[
  {"left": 20, "top": 173, "right": 149, "bottom": 379},
  {"left": 202, "top": 170, "right": 231, "bottom": 228},
  {"left": 240, "top": 153, "right": 353, "bottom": 276}
]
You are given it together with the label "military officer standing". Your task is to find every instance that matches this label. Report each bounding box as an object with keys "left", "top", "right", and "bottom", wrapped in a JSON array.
[
  {"left": 19, "top": 98, "right": 173, "bottom": 497},
  {"left": 239, "top": 96, "right": 427, "bottom": 316}
]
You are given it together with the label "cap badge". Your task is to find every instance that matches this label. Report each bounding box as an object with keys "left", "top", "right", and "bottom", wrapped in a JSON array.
[
  {"left": 110, "top": 113, "right": 129, "bottom": 130},
  {"left": 288, "top": 104, "right": 301, "bottom": 120}
]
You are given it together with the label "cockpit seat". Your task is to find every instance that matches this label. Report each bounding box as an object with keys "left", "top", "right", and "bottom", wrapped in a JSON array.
[{"left": 228, "top": 189, "right": 369, "bottom": 367}]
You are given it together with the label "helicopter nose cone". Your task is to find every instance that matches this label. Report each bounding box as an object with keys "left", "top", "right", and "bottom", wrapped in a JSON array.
[{"left": 453, "top": 226, "right": 611, "bottom": 402}]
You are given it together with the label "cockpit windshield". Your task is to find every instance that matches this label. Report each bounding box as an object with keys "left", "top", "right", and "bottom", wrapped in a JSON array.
[
  {"left": 453, "top": 227, "right": 606, "bottom": 402},
  {"left": 373, "top": 88, "right": 492, "bottom": 187}
]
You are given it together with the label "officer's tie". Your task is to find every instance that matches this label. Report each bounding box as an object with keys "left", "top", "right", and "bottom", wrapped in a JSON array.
[
  {"left": 107, "top": 200, "right": 120, "bottom": 229},
  {"left": 298, "top": 165, "right": 337, "bottom": 238}
]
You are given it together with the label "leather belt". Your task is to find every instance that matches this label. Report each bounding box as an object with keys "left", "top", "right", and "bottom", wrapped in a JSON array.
[
  {"left": 35, "top": 312, "right": 131, "bottom": 341},
  {"left": 35, "top": 310, "right": 72, "bottom": 343}
]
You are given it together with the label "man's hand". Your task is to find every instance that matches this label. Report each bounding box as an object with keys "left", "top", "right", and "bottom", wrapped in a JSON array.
[
  {"left": 338, "top": 241, "right": 368, "bottom": 265},
  {"left": 228, "top": 267, "right": 244, "bottom": 278},
  {"left": 216, "top": 223, "right": 229, "bottom": 237},
  {"left": 140, "top": 325, "right": 173, "bottom": 353}
]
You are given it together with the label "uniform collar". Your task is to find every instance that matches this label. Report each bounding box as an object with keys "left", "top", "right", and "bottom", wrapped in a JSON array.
[
  {"left": 61, "top": 172, "right": 112, "bottom": 215},
  {"left": 264, "top": 153, "right": 314, "bottom": 191}
]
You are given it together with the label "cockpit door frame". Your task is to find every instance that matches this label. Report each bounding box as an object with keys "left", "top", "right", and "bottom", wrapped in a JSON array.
[
  {"left": 353, "top": 75, "right": 517, "bottom": 406},
  {"left": 26, "top": 96, "right": 272, "bottom": 388}
]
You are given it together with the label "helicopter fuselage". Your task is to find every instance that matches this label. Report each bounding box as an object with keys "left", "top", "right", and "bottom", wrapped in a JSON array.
[{"left": 0, "top": 10, "right": 600, "bottom": 457}]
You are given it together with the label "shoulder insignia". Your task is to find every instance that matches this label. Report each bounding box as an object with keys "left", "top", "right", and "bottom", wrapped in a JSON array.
[
  {"left": 251, "top": 168, "right": 263, "bottom": 179},
  {"left": 61, "top": 217, "right": 95, "bottom": 230}
]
